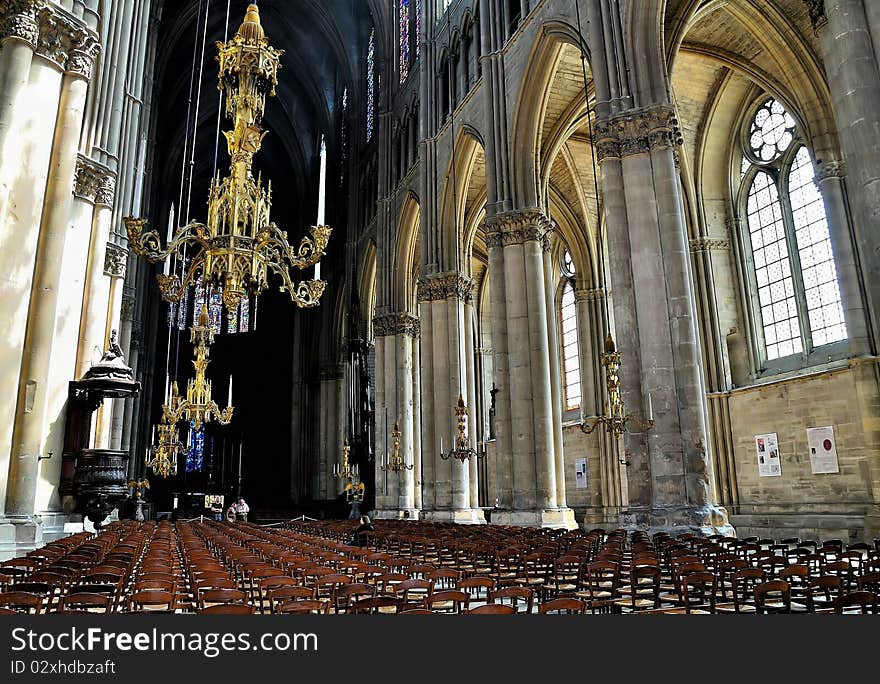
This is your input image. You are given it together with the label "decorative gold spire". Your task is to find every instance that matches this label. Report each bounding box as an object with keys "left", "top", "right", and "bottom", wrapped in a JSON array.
[{"left": 237, "top": 4, "right": 265, "bottom": 43}]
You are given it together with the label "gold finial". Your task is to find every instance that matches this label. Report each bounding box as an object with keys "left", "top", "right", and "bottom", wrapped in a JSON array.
[
  {"left": 237, "top": 4, "right": 265, "bottom": 43},
  {"left": 198, "top": 305, "right": 210, "bottom": 328}
]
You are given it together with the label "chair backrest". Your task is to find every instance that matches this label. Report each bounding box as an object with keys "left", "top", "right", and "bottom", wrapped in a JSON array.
[
  {"left": 682, "top": 572, "right": 717, "bottom": 613},
  {"left": 429, "top": 590, "right": 470, "bottom": 613},
  {"left": 755, "top": 580, "right": 791, "bottom": 614},
  {"left": 276, "top": 600, "right": 330, "bottom": 615},
  {"left": 200, "top": 604, "right": 255, "bottom": 615},
  {"left": 199, "top": 589, "right": 248, "bottom": 608},
  {"left": 466, "top": 604, "right": 517, "bottom": 615},
  {"left": 128, "top": 590, "right": 176, "bottom": 612},
  {"left": 836, "top": 591, "right": 877, "bottom": 615},
  {"left": 538, "top": 597, "right": 586, "bottom": 614},
  {"left": 350, "top": 596, "right": 402, "bottom": 615},
  {"left": 489, "top": 587, "right": 535, "bottom": 614},
  {"left": 57, "top": 593, "right": 112, "bottom": 614}
]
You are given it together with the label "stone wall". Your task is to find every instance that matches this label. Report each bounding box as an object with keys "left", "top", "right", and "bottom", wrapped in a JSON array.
[{"left": 727, "top": 363, "right": 880, "bottom": 540}]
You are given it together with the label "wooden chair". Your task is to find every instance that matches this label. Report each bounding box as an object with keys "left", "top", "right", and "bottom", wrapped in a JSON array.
[
  {"left": 270, "top": 586, "right": 315, "bottom": 613},
  {"left": 428, "top": 590, "right": 470, "bottom": 614},
  {"left": 56, "top": 593, "right": 112, "bottom": 614},
  {"left": 466, "top": 604, "right": 516, "bottom": 615},
  {"left": 334, "top": 583, "right": 375, "bottom": 614},
  {"left": 717, "top": 568, "right": 764, "bottom": 614},
  {"left": 198, "top": 589, "right": 249, "bottom": 610},
  {"left": 682, "top": 572, "right": 717, "bottom": 614},
  {"left": 200, "top": 604, "right": 255, "bottom": 615},
  {"left": 399, "top": 608, "right": 435, "bottom": 614},
  {"left": 276, "top": 600, "right": 331, "bottom": 615},
  {"left": 577, "top": 561, "right": 620, "bottom": 612},
  {"left": 457, "top": 577, "right": 495, "bottom": 604},
  {"left": 349, "top": 596, "right": 402, "bottom": 615},
  {"left": 394, "top": 578, "right": 434, "bottom": 610},
  {"left": 546, "top": 555, "right": 581, "bottom": 599},
  {"left": 857, "top": 571, "right": 880, "bottom": 594},
  {"left": 625, "top": 565, "right": 661, "bottom": 611},
  {"left": 127, "top": 590, "right": 176, "bottom": 613},
  {"left": 0, "top": 591, "right": 44, "bottom": 614},
  {"left": 538, "top": 597, "right": 586, "bottom": 614},
  {"left": 806, "top": 576, "right": 843, "bottom": 613},
  {"left": 836, "top": 591, "right": 877, "bottom": 615},
  {"left": 488, "top": 587, "right": 535, "bottom": 614},
  {"left": 755, "top": 580, "right": 791, "bottom": 614}
]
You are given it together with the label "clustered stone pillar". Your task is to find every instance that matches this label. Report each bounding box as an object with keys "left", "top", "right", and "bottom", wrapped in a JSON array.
[
  {"left": 808, "top": 0, "right": 880, "bottom": 350},
  {"left": 416, "top": 274, "right": 484, "bottom": 523},
  {"left": 6, "top": 25, "right": 99, "bottom": 521},
  {"left": 484, "top": 210, "right": 576, "bottom": 529},
  {"left": 372, "top": 313, "right": 420, "bottom": 519},
  {"left": 595, "top": 104, "right": 732, "bottom": 534}
]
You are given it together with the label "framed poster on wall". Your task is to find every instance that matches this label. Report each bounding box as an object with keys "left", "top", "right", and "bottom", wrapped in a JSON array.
[
  {"left": 807, "top": 426, "right": 839, "bottom": 475},
  {"left": 755, "top": 432, "right": 781, "bottom": 477},
  {"left": 574, "top": 457, "right": 588, "bottom": 489}
]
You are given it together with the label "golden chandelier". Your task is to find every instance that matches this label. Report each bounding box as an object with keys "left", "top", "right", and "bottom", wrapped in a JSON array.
[
  {"left": 440, "top": 396, "right": 486, "bottom": 463},
  {"left": 146, "top": 419, "right": 181, "bottom": 479},
  {"left": 581, "top": 335, "right": 654, "bottom": 440},
  {"left": 381, "top": 421, "right": 413, "bottom": 472},
  {"left": 163, "top": 306, "right": 234, "bottom": 431},
  {"left": 125, "top": 4, "right": 330, "bottom": 311},
  {"left": 333, "top": 440, "right": 359, "bottom": 480}
]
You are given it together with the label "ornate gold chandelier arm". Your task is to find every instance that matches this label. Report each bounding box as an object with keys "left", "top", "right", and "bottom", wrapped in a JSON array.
[
  {"left": 124, "top": 217, "right": 210, "bottom": 265},
  {"left": 257, "top": 224, "right": 332, "bottom": 270},
  {"left": 155, "top": 250, "right": 208, "bottom": 304}
]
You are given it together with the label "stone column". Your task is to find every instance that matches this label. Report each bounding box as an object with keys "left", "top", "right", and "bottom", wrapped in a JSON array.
[
  {"left": 808, "top": 0, "right": 880, "bottom": 350},
  {"left": 465, "top": 298, "right": 480, "bottom": 509},
  {"left": 6, "top": 30, "right": 99, "bottom": 519},
  {"left": 485, "top": 211, "right": 576, "bottom": 529},
  {"left": 596, "top": 104, "right": 732, "bottom": 534},
  {"left": 417, "top": 274, "right": 484, "bottom": 523},
  {"left": 418, "top": 298, "right": 436, "bottom": 510},
  {"left": 543, "top": 235, "right": 566, "bottom": 508},
  {"left": 74, "top": 167, "right": 114, "bottom": 378},
  {"left": 814, "top": 161, "right": 872, "bottom": 356},
  {"left": 411, "top": 334, "right": 423, "bottom": 511},
  {"left": 485, "top": 230, "right": 513, "bottom": 508},
  {"left": 0, "top": 0, "right": 39, "bottom": 228},
  {"left": 93, "top": 241, "right": 126, "bottom": 449}
]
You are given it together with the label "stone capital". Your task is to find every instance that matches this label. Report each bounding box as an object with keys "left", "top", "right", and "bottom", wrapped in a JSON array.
[
  {"left": 802, "top": 0, "right": 827, "bottom": 32},
  {"left": 33, "top": 4, "right": 98, "bottom": 74},
  {"left": 689, "top": 237, "right": 730, "bottom": 253},
  {"left": 483, "top": 208, "right": 554, "bottom": 248},
  {"left": 73, "top": 155, "right": 113, "bottom": 203},
  {"left": 373, "top": 312, "right": 421, "bottom": 338},
  {"left": 815, "top": 159, "right": 845, "bottom": 182},
  {"left": 103, "top": 242, "right": 127, "bottom": 278},
  {"left": 0, "top": 0, "right": 41, "bottom": 46},
  {"left": 417, "top": 272, "right": 474, "bottom": 302},
  {"left": 574, "top": 287, "right": 605, "bottom": 303},
  {"left": 595, "top": 104, "right": 683, "bottom": 162}
]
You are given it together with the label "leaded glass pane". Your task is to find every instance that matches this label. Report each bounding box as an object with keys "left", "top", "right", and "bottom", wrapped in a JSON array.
[
  {"left": 788, "top": 146, "right": 846, "bottom": 346},
  {"left": 560, "top": 282, "right": 581, "bottom": 411},
  {"left": 747, "top": 170, "right": 802, "bottom": 360}
]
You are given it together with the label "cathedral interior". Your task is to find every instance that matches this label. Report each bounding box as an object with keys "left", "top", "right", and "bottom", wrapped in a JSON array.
[{"left": 0, "top": 0, "right": 879, "bottom": 574}]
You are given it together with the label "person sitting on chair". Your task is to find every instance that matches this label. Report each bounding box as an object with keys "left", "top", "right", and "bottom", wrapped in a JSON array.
[
  {"left": 225, "top": 504, "right": 236, "bottom": 523},
  {"left": 351, "top": 515, "right": 374, "bottom": 546}
]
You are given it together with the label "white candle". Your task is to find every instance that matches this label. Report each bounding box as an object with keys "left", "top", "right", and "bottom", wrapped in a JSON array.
[
  {"left": 164, "top": 373, "right": 170, "bottom": 403},
  {"left": 315, "top": 261, "right": 321, "bottom": 282},
  {"left": 317, "top": 136, "right": 326, "bottom": 226},
  {"left": 440, "top": 436, "right": 443, "bottom": 456},
  {"left": 228, "top": 375, "right": 233, "bottom": 407},
  {"left": 647, "top": 393, "right": 653, "bottom": 421},
  {"left": 238, "top": 442, "right": 243, "bottom": 479},
  {"left": 164, "top": 204, "right": 175, "bottom": 276}
]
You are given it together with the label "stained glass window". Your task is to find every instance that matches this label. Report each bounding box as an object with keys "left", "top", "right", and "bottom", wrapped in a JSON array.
[
  {"left": 240, "top": 296, "right": 250, "bottom": 333},
  {"left": 227, "top": 305, "right": 239, "bottom": 334},
  {"left": 560, "top": 282, "right": 581, "bottom": 411},
  {"left": 208, "top": 286, "right": 223, "bottom": 334},
  {"left": 399, "top": 0, "right": 410, "bottom": 84},
  {"left": 176, "top": 290, "right": 188, "bottom": 330},
  {"left": 185, "top": 422, "right": 205, "bottom": 473},
  {"left": 416, "top": 0, "right": 422, "bottom": 57},
  {"left": 193, "top": 277, "right": 206, "bottom": 325},
  {"left": 740, "top": 97, "right": 847, "bottom": 363},
  {"left": 367, "top": 29, "right": 375, "bottom": 142}
]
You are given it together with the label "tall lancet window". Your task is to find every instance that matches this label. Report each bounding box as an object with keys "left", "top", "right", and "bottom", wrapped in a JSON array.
[
  {"left": 559, "top": 250, "right": 581, "bottom": 411},
  {"left": 739, "top": 97, "right": 846, "bottom": 363},
  {"left": 366, "top": 29, "right": 375, "bottom": 142}
]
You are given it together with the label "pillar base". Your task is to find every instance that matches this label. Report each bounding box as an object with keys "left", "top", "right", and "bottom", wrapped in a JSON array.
[
  {"left": 491, "top": 507, "right": 578, "bottom": 530},
  {"left": 0, "top": 515, "right": 43, "bottom": 561},
  {"left": 420, "top": 508, "right": 487, "bottom": 524},
  {"left": 620, "top": 504, "right": 735, "bottom": 537}
]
